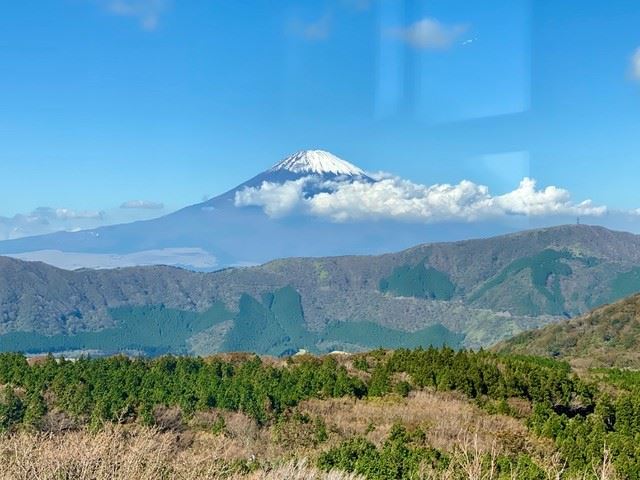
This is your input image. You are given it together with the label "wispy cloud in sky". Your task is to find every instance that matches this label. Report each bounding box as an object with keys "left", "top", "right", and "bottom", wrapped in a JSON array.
[
  {"left": 100, "top": 0, "right": 170, "bottom": 31},
  {"left": 31, "top": 207, "right": 105, "bottom": 221},
  {"left": 290, "top": 14, "right": 332, "bottom": 41},
  {"left": 341, "top": 0, "right": 372, "bottom": 12},
  {"left": 120, "top": 200, "right": 165, "bottom": 210},
  {"left": 632, "top": 47, "right": 640, "bottom": 81},
  {"left": 388, "top": 18, "right": 468, "bottom": 50},
  {"left": 0, "top": 207, "right": 106, "bottom": 240},
  {"left": 0, "top": 202, "right": 170, "bottom": 240}
]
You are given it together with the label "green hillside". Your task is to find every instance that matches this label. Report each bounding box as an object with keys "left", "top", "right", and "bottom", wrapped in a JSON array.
[
  {"left": 495, "top": 293, "right": 640, "bottom": 368},
  {"left": 469, "top": 249, "right": 599, "bottom": 316},
  {"left": 318, "top": 321, "right": 463, "bottom": 351},
  {"left": 0, "top": 303, "right": 233, "bottom": 356},
  {"left": 222, "top": 287, "right": 316, "bottom": 356},
  {"left": 599, "top": 267, "right": 640, "bottom": 305},
  {"left": 0, "top": 285, "right": 462, "bottom": 357},
  {"left": 222, "top": 286, "right": 462, "bottom": 355},
  {"left": 379, "top": 262, "right": 455, "bottom": 300},
  {"left": 3, "top": 225, "right": 640, "bottom": 354}
]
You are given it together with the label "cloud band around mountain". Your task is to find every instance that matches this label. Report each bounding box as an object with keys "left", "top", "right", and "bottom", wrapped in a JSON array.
[{"left": 234, "top": 175, "right": 607, "bottom": 223}]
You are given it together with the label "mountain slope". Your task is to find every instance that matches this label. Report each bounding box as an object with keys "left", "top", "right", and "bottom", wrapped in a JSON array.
[
  {"left": 2, "top": 224, "right": 640, "bottom": 356},
  {"left": 495, "top": 293, "right": 640, "bottom": 368},
  {"left": 0, "top": 150, "right": 383, "bottom": 269}
]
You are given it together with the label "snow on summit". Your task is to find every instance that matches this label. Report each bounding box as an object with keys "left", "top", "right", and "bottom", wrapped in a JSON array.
[{"left": 269, "top": 150, "right": 365, "bottom": 176}]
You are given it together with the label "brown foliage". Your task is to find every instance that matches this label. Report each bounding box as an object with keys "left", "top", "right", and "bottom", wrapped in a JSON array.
[
  {"left": 0, "top": 425, "right": 362, "bottom": 480},
  {"left": 298, "top": 390, "right": 542, "bottom": 457}
]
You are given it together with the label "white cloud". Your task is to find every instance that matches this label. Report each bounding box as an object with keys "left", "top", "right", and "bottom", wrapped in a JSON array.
[
  {"left": 120, "top": 200, "right": 164, "bottom": 210},
  {"left": 290, "top": 15, "right": 332, "bottom": 41},
  {"left": 388, "top": 18, "right": 468, "bottom": 50},
  {"left": 493, "top": 178, "right": 605, "bottom": 216},
  {"left": 235, "top": 178, "right": 307, "bottom": 217},
  {"left": 33, "top": 207, "right": 105, "bottom": 221},
  {"left": 0, "top": 207, "right": 106, "bottom": 240},
  {"left": 0, "top": 202, "right": 171, "bottom": 241},
  {"left": 99, "top": 0, "right": 170, "bottom": 31},
  {"left": 632, "top": 47, "right": 640, "bottom": 81},
  {"left": 234, "top": 176, "right": 607, "bottom": 223}
]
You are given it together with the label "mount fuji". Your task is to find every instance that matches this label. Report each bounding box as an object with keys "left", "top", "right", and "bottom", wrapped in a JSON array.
[
  {"left": 0, "top": 150, "right": 506, "bottom": 270},
  {"left": 199, "top": 149, "right": 373, "bottom": 209}
]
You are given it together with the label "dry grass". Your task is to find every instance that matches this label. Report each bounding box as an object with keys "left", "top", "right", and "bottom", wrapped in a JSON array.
[
  {"left": 414, "top": 437, "right": 619, "bottom": 480},
  {"left": 0, "top": 425, "right": 178, "bottom": 480},
  {"left": 0, "top": 423, "right": 619, "bottom": 480},
  {"left": 0, "top": 425, "right": 363, "bottom": 480},
  {"left": 298, "top": 390, "right": 545, "bottom": 457},
  {"left": 246, "top": 461, "right": 364, "bottom": 480},
  {"left": 0, "top": 390, "right": 619, "bottom": 480}
]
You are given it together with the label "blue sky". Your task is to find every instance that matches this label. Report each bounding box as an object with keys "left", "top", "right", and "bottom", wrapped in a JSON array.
[{"left": 1, "top": 0, "right": 639, "bottom": 237}]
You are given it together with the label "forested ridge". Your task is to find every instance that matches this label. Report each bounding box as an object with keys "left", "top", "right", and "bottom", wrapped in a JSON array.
[
  {"left": 5, "top": 225, "right": 640, "bottom": 355},
  {"left": 0, "top": 348, "right": 638, "bottom": 478},
  {"left": 497, "top": 293, "right": 640, "bottom": 368}
]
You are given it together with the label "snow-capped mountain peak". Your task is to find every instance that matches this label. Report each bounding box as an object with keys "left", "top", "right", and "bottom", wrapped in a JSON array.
[{"left": 269, "top": 150, "right": 365, "bottom": 176}]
